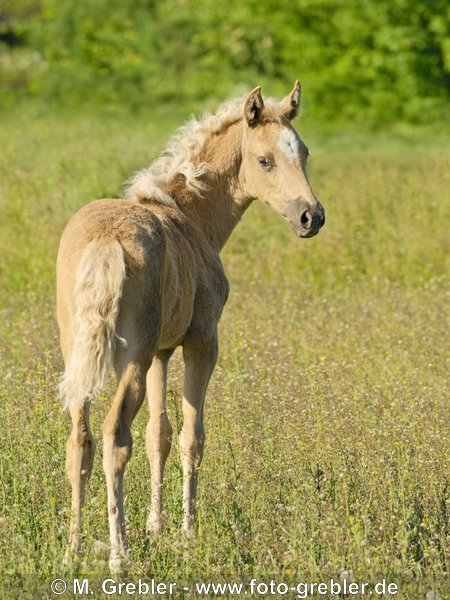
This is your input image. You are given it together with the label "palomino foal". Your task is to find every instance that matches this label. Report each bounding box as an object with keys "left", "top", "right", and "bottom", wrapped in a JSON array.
[{"left": 57, "top": 82, "right": 325, "bottom": 572}]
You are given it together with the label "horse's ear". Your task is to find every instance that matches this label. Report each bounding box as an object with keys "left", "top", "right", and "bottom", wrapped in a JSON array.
[
  {"left": 244, "top": 86, "right": 264, "bottom": 126},
  {"left": 281, "top": 80, "right": 301, "bottom": 120}
]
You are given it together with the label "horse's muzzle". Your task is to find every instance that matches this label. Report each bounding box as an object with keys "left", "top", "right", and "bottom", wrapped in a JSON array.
[{"left": 283, "top": 198, "right": 325, "bottom": 238}]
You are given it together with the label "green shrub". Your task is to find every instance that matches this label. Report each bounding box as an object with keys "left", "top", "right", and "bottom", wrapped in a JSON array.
[{"left": 1, "top": 0, "right": 449, "bottom": 125}]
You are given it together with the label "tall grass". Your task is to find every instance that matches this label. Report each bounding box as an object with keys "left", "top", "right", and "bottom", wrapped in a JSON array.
[{"left": 0, "top": 106, "right": 449, "bottom": 598}]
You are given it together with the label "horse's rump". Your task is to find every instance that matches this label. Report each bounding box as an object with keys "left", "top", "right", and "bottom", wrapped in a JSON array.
[{"left": 59, "top": 239, "right": 127, "bottom": 411}]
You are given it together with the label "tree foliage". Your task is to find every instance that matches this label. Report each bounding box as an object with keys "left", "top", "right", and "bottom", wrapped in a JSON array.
[{"left": 1, "top": 0, "right": 449, "bottom": 124}]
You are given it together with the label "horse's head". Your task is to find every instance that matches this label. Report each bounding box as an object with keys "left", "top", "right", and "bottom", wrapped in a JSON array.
[{"left": 240, "top": 82, "right": 325, "bottom": 238}]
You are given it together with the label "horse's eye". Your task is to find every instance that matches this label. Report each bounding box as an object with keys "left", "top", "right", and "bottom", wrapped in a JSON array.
[{"left": 258, "top": 156, "right": 271, "bottom": 169}]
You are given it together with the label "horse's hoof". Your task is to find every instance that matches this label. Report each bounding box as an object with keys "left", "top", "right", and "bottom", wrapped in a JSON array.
[
  {"left": 62, "top": 548, "right": 82, "bottom": 572},
  {"left": 182, "top": 521, "right": 198, "bottom": 546},
  {"left": 146, "top": 518, "right": 163, "bottom": 539},
  {"left": 109, "top": 555, "right": 130, "bottom": 576}
]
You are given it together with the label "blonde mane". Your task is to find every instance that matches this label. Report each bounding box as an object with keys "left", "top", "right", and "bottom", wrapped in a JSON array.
[{"left": 124, "top": 96, "right": 283, "bottom": 206}]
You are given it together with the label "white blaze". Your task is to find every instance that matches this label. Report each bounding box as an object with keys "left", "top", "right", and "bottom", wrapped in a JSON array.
[{"left": 277, "top": 128, "right": 301, "bottom": 163}]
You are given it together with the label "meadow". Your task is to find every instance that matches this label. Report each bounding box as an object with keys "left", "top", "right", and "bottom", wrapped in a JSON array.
[{"left": 0, "top": 105, "right": 449, "bottom": 598}]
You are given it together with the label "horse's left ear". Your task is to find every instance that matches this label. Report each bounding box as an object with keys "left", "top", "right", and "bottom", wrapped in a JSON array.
[{"left": 281, "top": 80, "right": 301, "bottom": 120}]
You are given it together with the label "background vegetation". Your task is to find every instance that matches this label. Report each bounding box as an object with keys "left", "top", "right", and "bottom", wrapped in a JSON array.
[
  {"left": 0, "top": 112, "right": 449, "bottom": 599},
  {"left": 1, "top": 0, "right": 449, "bottom": 125},
  {"left": 0, "top": 1, "right": 449, "bottom": 598}
]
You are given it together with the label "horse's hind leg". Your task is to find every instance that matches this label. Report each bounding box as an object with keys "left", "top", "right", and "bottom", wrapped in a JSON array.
[
  {"left": 103, "top": 349, "right": 152, "bottom": 574},
  {"left": 145, "top": 349, "right": 174, "bottom": 537},
  {"left": 65, "top": 402, "right": 95, "bottom": 563}
]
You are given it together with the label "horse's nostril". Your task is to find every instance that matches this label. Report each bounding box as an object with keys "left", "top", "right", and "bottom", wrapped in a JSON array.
[{"left": 300, "top": 209, "right": 312, "bottom": 229}]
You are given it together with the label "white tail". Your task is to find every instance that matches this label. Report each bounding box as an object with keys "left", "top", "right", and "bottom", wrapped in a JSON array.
[{"left": 60, "top": 240, "right": 127, "bottom": 411}]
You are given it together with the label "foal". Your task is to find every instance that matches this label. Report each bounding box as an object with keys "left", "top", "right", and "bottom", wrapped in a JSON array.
[{"left": 57, "top": 82, "right": 325, "bottom": 572}]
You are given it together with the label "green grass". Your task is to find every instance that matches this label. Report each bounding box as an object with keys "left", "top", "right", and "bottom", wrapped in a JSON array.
[{"left": 0, "top": 105, "right": 449, "bottom": 598}]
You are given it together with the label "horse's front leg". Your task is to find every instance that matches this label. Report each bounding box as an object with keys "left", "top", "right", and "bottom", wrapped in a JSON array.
[{"left": 180, "top": 332, "right": 218, "bottom": 535}]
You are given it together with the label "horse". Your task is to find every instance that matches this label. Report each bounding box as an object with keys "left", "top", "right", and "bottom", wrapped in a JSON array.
[{"left": 57, "top": 81, "right": 325, "bottom": 573}]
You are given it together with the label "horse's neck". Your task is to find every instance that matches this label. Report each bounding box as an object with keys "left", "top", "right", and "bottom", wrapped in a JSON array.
[{"left": 168, "top": 121, "right": 252, "bottom": 250}]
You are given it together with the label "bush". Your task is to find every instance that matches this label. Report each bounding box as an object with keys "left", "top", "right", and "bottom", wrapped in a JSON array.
[{"left": 1, "top": 0, "right": 449, "bottom": 125}]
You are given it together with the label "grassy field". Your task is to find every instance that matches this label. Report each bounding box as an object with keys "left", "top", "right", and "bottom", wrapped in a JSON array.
[{"left": 0, "top": 105, "right": 449, "bottom": 598}]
